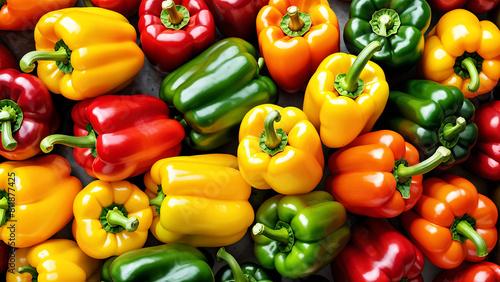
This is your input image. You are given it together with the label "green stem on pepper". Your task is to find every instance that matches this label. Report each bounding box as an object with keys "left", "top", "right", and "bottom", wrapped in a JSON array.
[
  {"left": 162, "top": 0, "right": 184, "bottom": 25},
  {"left": 461, "top": 57, "right": 480, "bottom": 92},
  {"left": 18, "top": 265, "right": 38, "bottom": 281},
  {"left": 252, "top": 223, "right": 290, "bottom": 245},
  {"left": 82, "top": 0, "right": 94, "bottom": 7},
  {"left": 0, "top": 106, "right": 17, "bottom": 150},
  {"left": 396, "top": 146, "right": 451, "bottom": 184},
  {"left": 369, "top": 9, "right": 401, "bottom": 37},
  {"left": 106, "top": 206, "right": 139, "bottom": 232},
  {"left": 149, "top": 187, "right": 166, "bottom": 214},
  {"left": 453, "top": 217, "right": 488, "bottom": 257},
  {"left": 40, "top": 126, "right": 97, "bottom": 154},
  {"left": 259, "top": 110, "right": 288, "bottom": 156},
  {"left": 287, "top": 6, "right": 304, "bottom": 31},
  {"left": 0, "top": 197, "right": 8, "bottom": 227},
  {"left": 217, "top": 247, "right": 249, "bottom": 282},
  {"left": 20, "top": 40, "right": 72, "bottom": 73},
  {"left": 442, "top": 117, "right": 466, "bottom": 141}
]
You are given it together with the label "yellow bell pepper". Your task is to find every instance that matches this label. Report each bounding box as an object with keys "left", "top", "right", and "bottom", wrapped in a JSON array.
[
  {"left": 6, "top": 239, "right": 101, "bottom": 282},
  {"left": 418, "top": 9, "right": 500, "bottom": 98},
  {"left": 144, "top": 154, "right": 254, "bottom": 247},
  {"left": 19, "top": 7, "right": 144, "bottom": 100},
  {"left": 303, "top": 41, "right": 389, "bottom": 148},
  {"left": 72, "top": 180, "right": 153, "bottom": 259},
  {"left": 0, "top": 155, "right": 81, "bottom": 249},
  {"left": 237, "top": 104, "right": 324, "bottom": 195}
]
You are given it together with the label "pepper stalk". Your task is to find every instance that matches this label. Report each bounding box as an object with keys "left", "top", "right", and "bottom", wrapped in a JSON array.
[
  {"left": 18, "top": 265, "right": 38, "bottom": 281},
  {"left": 20, "top": 40, "right": 73, "bottom": 74},
  {"left": 40, "top": 124, "right": 97, "bottom": 156},
  {"left": 259, "top": 110, "right": 288, "bottom": 156},
  {"left": 0, "top": 100, "right": 23, "bottom": 151},
  {"left": 161, "top": 0, "right": 190, "bottom": 30},
  {"left": 216, "top": 247, "right": 250, "bottom": 282},
  {"left": 451, "top": 214, "right": 488, "bottom": 257}
]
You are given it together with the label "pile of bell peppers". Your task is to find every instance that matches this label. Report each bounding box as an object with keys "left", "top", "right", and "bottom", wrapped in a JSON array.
[{"left": 4, "top": 1, "right": 500, "bottom": 281}]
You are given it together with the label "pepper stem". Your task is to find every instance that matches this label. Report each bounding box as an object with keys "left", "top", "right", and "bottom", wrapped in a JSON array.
[
  {"left": 106, "top": 207, "right": 139, "bottom": 232},
  {"left": 216, "top": 247, "right": 249, "bottom": 282},
  {"left": 264, "top": 110, "right": 282, "bottom": 149},
  {"left": 149, "top": 190, "right": 165, "bottom": 207},
  {"left": 162, "top": 0, "right": 184, "bottom": 25},
  {"left": 19, "top": 47, "right": 69, "bottom": 73},
  {"left": 18, "top": 265, "right": 38, "bottom": 281},
  {"left": 252, "top": 223, "right": 290, "bottom": 245},
  {"left": 456, "top": 220, "right": 488, "bottom": 257},
  {"left": 82, "top": 0, "right": 94, "bottom": 6},
  {"left": 396, "top": 146, "right": 451, "bottom": 184},
  {"left": 378, "top": 14, "right": 393, "bottom": 37},
  {"left": 461, "top": 57, "right": 480, "bottom": 92},
  {"left": 40, "top": 130, "right": 97, "bottom": 153},
  {"left": 287, "top": 6, "right": 304, "bottom": 31},
  {"left": 0, "top": 107, "right": 17, "bottom": 150},
  {"left": 442, "top": 117, "right": 467, "bottom": 141},
  {"left": 0, "top": 197, "right": 8, "bottom": 227}
]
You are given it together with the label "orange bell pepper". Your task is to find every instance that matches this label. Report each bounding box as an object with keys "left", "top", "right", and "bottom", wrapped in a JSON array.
[
  {"left": 237, "top": 104, "right": 324, "bottom": 195},
  {"left": 6, "top": 239, "right": 101, "bottom": 282},
  {"left": 256, "top": 0, "right": 340, "bottom": 93},
  {"left": 303, "top": 41, "right": 389, "bottom": 148},
  {"left": 418, "top": 9, "right": 500, "bottom": 99},
  {"left": 326, "top": 130, "right": 451, "bottom": 218},
  {"left": 401, "top": 174, "right": 498, "bottom": 269},
  {"left": 0, "top": 0, "right": 77, "bottom": 31},
  {"left": 72, "top": 180, "right": 153, "bottom": 259},
  {"left": 0, "top": 155, "right": 81, "bottom": 248}
]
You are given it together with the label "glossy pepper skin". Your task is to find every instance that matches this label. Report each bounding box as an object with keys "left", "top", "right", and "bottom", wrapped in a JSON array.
[
  {"left": 72, "top": 180, "right": 153, "bottom": 259},
  {"left": 418, "top": 9, "right": 500, "bottom": 99},
  {"left": 205, "top": 0, "right": 267, "bottom": 40},
  {"left": 101, "top": 243, "right": 214, "bottom": 282},
  {"left": 466, "top": 101, "right": 500, "bottom": 181},
  {"left": 384, "top": 79, "right": 478, "bottom": 170},
  {"left": 0, "top": 155, "right": 81, "bottom": 248},
  {"left": 344, "top": 0, "right": 431, "bottom": 69},
  {"left": 40, "top": 94, "right": 184, "bottom": 182},
  {"left": 19, "top": 7, "right": 144, "bottom": 100},
  {"left": 138, "top": 0, "right": 216, "bottom": 73},
  {"left": 433, "top": 261, "right": 500, "bottom": 282},
  {"left": 0, "top": 45, "right": 18, "bottom": 70},
  {"left": 6, "top": 239, "right": 101, "bottom": 282},
  {"left": 0, "top": 0, "right": 77, "bottom": 31},
  {"left": 303, "top": 41, "right": 389, "bottom": 148},
  {"left": 145, "top": 154, "right": 255, "bottom": 247},
  {"left": 251, "top": 191, "right": 351, "bottom": 278},
  {"left": 84, "top": 0, "right": 141, "bottom": 17},
  {"left": 428, "top": 0, "right": 499, "bottom": 14},
  {"left": 401, "top": 175, "right": 498, "bottom": 269},
  {"left": 332, "top": 218, "right": 424, "bottom": 282},
  {"left": 326, "top": 130, "right": 451, "bottom": 218},
  {"left": 0, "top": 69, "right": 59, "bottom": 160},
  {"left": 238, "top": 104, "right": 324, "bottom": 195},
  {"left": 159, "top": 38, "right": 278, "bottom": 151},
  {"left": 256, "top": 0, "right": 340, "bottom": 93},
  {"left": 216, "top": 247, "right": 276, "bottom": 282}
]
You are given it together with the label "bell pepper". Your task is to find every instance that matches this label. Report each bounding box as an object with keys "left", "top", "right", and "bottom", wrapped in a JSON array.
[
  {"left": 0, "top": 0, "right": 77, "bottom": 31},
  {"left": 331, "top": 218, "right": 424, "bottom": 282},
  {"left": 159, "top": 37, "right": 278, "bottom": 151},
  {"left": 303, "top": 41, "right": 389, "bottom": 148},
  {"left": 0, "top": 69, "right": 59, "bottom": 160},
  {"left": 145, "top": 154, "right": 255, "bottom": 247},
  {"left": 344, "top": 0, "right": 431, "bottom": 69},
  {"left": 0, "top": 155, "right": 81, "bottom": 248},
  {"left": 251, "top": 190, "right": 351, "bottom": 278},
  {"left": 326, "top": 130, "right": 452, "bottom": 218},
  {"left": 418, "top": 9, "right": 500, "bottom": 99},
  {"left": 0, "top": 45, "right": 17, "bottom": 70},
  {"left": 428, "top": 0, "right": 500, "bottom": 14},
  {"left": 40, "top": 94, "right": 184, "bottom": 182},
  {"left": 83, "top": 0, "right": 141, "bottom": 17},
  {"left": 72, "top": 180, "right": 153, "bottom": 259},
  {"left": 138, "top": 0, "right": 216, "bottom": 73},
  {"left": 101, "top": 243, "right": 214, "bottom": 282},
  {"left": 205, "top": 0, "right": 267, "bottom": 40},
  {"left": 215, "top": 247, "right": 277, "bottom": 282},
  {"left": 384, "top": 79, "right": 478, "bottom": 170},
  {"left": 433, "top": 261, "right": 500, "bottom": 282},
  {"left": 19, "top": 7, "right": 144, "bottom": 101},
  {"left": 255, "top": 0, "right": 340, "bottom": 93},
  {"left": 237, "top": 104, "right": 323, "bottom": 195},
  {"left": 466, "top": 101, "right": 500, "bottom": 181},
  {"left": 401, "top": 174, "right": 498, "bottom": 269},
  {"left": 6, "top": 239, "right": 101, "bottom": 282}
]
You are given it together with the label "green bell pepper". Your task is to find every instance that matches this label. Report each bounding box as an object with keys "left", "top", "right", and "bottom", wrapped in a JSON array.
[
  {"left": 215, "top": 247, "right": 277, "bottom": 282},
  {"left": 250, "top": 191, "right": 350, "bottom": 279},
  {"left": 100, "top": 243, "right": 215, "bottom": 282},
  {"left": 159, "top": 37, "right": 278, "bottom": 151},
  {"left": 344, "top": 0, "right": 431, "bottom": 68},
  {"left": 384, "top": 79, "right": 478, "bottom": 169}
]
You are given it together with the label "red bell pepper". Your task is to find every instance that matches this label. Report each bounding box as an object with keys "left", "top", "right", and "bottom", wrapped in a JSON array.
[
  {"left": 331, "top": 218, "right": 424, "bottom": 282},
  {"left": 0, "top": 69, "right": 59, "bottom": 160},
  {"left": 428, "top": 0, "right": 499, "bottom": 14},
  {"left": 433, "top": 261, "right": 500, "bottom": 281},
  {"left": 0, "top": 45, "right": 17, "bottom": 70},
  {"left": 204, "top": 0, "right": 267, "bottom": 40},
  {"left": 40, "top": 94, "right": 185, "bottom": 181},
  {"left": 83, "top": 0, "right": 142, "bottom": 17},
  {"left": 466, "top": 101, "right": 500, "bottom": 181},
  {"left": 138, "top": 0, "right": 216, "bottom": 73}
]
